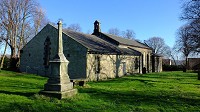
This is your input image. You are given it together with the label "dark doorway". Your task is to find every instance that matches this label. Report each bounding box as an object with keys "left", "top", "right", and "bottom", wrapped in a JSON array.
[
  {"left": 152, "top": 55, "right": 155, "bottom": 72},
  {"left": 147, "top": 54, "right": 149, "bottom": 73}
]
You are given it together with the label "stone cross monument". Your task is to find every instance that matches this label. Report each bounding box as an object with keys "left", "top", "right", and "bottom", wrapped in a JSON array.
[{"left": 40, "top": 21, "right": 77, "bottom": 99}]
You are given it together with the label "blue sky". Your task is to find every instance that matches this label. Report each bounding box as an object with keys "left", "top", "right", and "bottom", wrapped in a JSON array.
[{"left": 39, "top": 0, "right": 184, "bottom": 47}]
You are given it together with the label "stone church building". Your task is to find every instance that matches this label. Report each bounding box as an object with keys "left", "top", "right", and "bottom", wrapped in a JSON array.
[{"left": 20, "top": 20, "right": 162, "bottom": 81}]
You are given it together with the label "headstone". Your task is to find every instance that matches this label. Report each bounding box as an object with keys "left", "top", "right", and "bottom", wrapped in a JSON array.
[{"left": 40, "top": 21, "right": 77, "bottom": 99}]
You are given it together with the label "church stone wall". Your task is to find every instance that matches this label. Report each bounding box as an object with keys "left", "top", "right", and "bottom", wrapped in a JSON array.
[
  {"left": 63, "top": 33, "right": 88, "bottom": 79},
  {"left": 86, "top": 54, "right": 117, "bottom": 81},
  {"left": 86, "top": 54, "right": 140, "bottom": 81}
]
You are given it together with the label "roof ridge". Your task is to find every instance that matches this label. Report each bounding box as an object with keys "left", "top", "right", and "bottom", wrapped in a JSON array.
[
  {"left": 102, "top": 33, "right": 151, "bottom": 49},
  {"left": 103, "top": 33, "right": 139, "bottom": 42}
]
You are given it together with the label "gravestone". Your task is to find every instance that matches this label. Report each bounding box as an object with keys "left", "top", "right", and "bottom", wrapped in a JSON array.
[{"left": 40, "top": 21, "right": 77, "bottom": 99}]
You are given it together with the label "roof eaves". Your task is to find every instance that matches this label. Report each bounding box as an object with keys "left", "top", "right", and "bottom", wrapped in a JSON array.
[
  {"left": 152, "top": 53, "right": 163, "bottom": 57},
  {"left": 120, "top": 43, "right": 152, "bottom": 49}
]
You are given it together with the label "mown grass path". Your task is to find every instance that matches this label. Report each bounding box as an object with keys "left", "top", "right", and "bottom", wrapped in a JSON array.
[{"left": 0, "top": 71, "right": 200, "bottom": 112}]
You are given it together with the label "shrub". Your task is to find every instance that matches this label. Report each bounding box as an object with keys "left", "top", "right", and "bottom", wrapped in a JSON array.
[
  {"left": 162, "top": 65, "right": 184, "bottom": 71},
  {"left": 0, "top": 56, "right": 10, "bottom": 69}
]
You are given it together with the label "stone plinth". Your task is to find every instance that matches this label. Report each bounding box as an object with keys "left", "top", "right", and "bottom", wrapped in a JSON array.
[{"left": 40, "top": 54, "right": 77, "bottom": 99}]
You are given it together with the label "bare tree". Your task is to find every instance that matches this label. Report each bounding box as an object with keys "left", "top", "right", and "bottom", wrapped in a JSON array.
[
  {"left": 108, "top": 28, "right": 136, "bottom": 40},
  {"left": 167, "top": 47, "right": 180, "bottom": 65},
  {"left": 67, "top": 24, "right": 81, "bottom": 32},
  {"left": 86, "top": 30, "right": 92, "bottom": 34},
  {"left": 189, "top": 19, "right": 200, "bottom": 53},
  {"left": 181, "top": 0, "right": 200, "bottom": 20},
  {"left": 181, "top": 0, "right": 200, "bottom": 53},
  {"left": 175, "top": 25, "right": 194, "bottom": 70},
  {"left": 0, "top": 0, "right": 47, "bottom": 69},
  {"left": 122, "top": 29, "right": 135, "bottom": 40},
  {"left": 108, "top": 28, "right": 120, "bottom": 36},
  {"left": 33, "top": 7, "right": 48, "bottom": 35},
  {"left": 145, "top": 37, "right": 170, "bottom": 57},
  {"left": 0, "top": 34, "right": 4, "bottom": 69},
  {"left": 0, "top": 27, "right": 7, "bottom": 69}
]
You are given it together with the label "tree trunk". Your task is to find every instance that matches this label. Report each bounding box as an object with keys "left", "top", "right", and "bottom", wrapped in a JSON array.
[
  {"left": 0, "top": 42, "right": 8, "bottom": 69},
  {"left": 198, "top": 69, "right": 200, "bottom": 80},
  {"left": 171, "top": 55, "right": 177, "bottom": 65},
  {"left": 186, "top": 57, "right": 188, "bottom": 70},
  {"left": 10, "top": 46, "right": 15, "bottom": 59},
  {"left": 10, "top": 46, "right": 18, "bottom": 70},
  {"left": 183, "top": 57, "right": 188, "bottom": 72}
]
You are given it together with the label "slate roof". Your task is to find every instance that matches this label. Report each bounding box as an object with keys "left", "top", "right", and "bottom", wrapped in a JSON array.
[
  {"left": 152, "top": 53, "right": 163, "bottom": 57},
  {"left": 102, "top": 33, "right": 151, "bottom": 49},
  {"left": 62, "top": 29, "right": 141, "bottom": 56},
  {"left": 63, "top": 29, "right": 120, "bottom": 54},
  {"left": 49, "top": 24, "right": 142, "bottom": 56}
]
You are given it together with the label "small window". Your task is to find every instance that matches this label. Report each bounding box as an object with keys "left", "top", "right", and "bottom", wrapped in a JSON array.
[
  {"left": 20, "top": 50, "right": 23, "bottom": 53},
  {"left": 29, "top": 53, "right": 31, "bottom": 57},
  {"left": 67, "top": 54, "right": 70, "bottom": 57}
]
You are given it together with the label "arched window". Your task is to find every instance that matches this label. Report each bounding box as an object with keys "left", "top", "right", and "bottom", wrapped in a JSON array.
[
  {"left": 43, "top": 36, "right": 51, "bottom": 68},
  {"left": 147, "top": 54, "right": 149, "bottom": 72}
]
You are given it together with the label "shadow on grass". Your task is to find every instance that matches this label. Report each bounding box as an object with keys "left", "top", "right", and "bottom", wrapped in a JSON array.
[
  {"left": 0, "top": 90, "right": 36, "bottom": 97},
  {"left": 78, "top": 87, "right": 200, "bottom": 108},
  {"left": 1, "top": 73, "right": 48, "bottom": 81},
  {"left": 139, "top": 73, "right": 198, "bottom": 79},
  {"left": 88, "top": 72, "right": 199, "bottom": 86},
  {"left": 91, "top": 75, "right": 167, "bottom": 85}
]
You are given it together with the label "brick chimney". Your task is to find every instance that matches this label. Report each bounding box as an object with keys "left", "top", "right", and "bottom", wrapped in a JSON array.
[{"left": 92, "top": 20, "right": 101, "bottom": 36}]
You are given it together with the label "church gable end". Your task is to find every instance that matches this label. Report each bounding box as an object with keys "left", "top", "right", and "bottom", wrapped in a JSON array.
[{"left": 20, "top": 24, "right": 88, "bottom": 78}]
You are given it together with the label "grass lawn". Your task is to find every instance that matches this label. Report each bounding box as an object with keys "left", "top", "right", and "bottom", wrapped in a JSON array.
[{"left": 0, "top": 70, "right": 200, "bottom": 112}]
